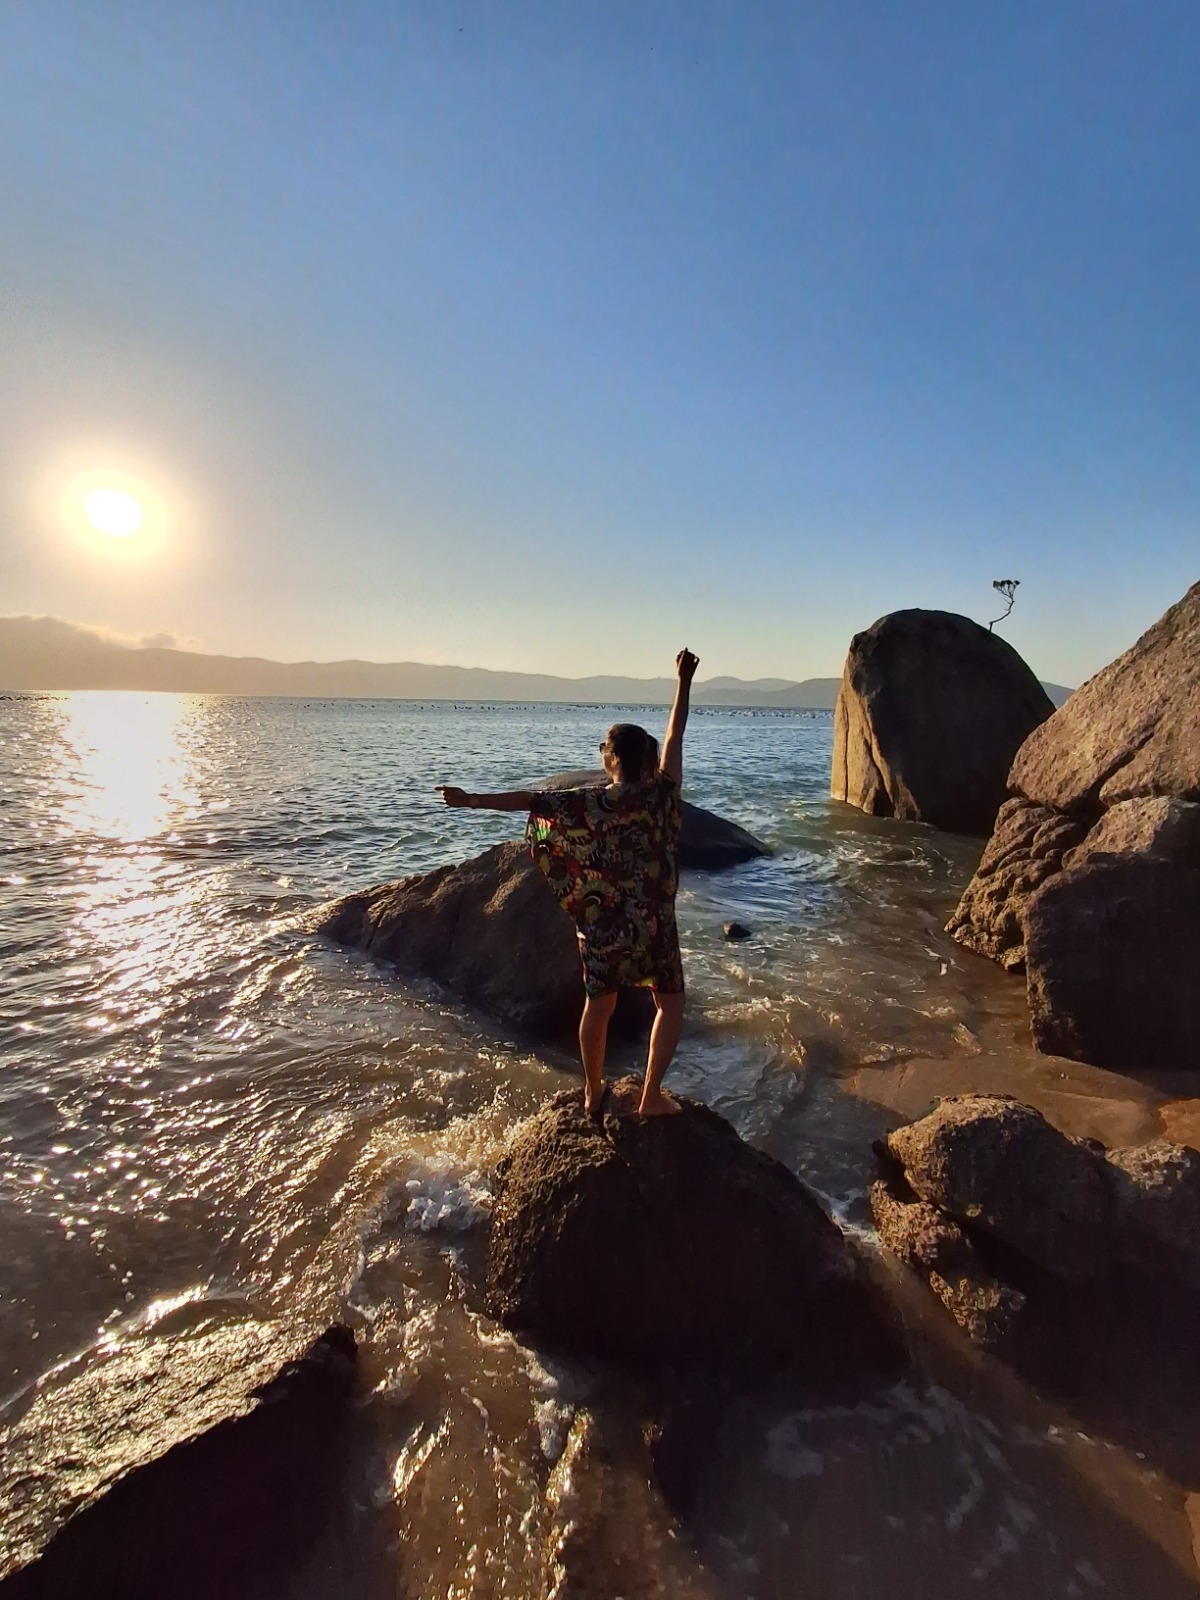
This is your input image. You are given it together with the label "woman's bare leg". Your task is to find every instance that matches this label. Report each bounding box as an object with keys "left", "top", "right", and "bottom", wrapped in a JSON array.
[
  {"left": 579, "top": 991, "right": 618, "bottom": 1116},
  {"left": 639, "top": 990, "right": 685, "bottom": 1116}
]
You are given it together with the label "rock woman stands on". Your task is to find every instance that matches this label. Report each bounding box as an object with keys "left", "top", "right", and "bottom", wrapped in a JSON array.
[{"left": 437, "top": 648, "right": 698, "bottom": 1118}]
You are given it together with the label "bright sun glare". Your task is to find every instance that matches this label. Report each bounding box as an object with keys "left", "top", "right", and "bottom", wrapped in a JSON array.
[{"left": 85, "top": 487, "right": 145, "bottom": 539}]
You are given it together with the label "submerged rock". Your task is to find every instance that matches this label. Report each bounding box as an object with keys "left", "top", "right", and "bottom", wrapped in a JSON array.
[
  {"left": 537, "top": 769, "right": 771, "bottom": 870},
  {"left": 948, "top": 581, "right": 1200, "bottom": 1073},
  {"left": 487, "top": 1083, "right": 903, "bottom": 1381},
  {"left": 831, "top": 609, "right": 1053, "bottom": 836},
  {"left": 722, "top": 920, "right": 752, "bottom": 941},
  {"left": 0, "top": 1322, "right": 355, "bottom": 1594},
  {"left": 317, "top": 841, "right": 651, "bottom": 1039}
]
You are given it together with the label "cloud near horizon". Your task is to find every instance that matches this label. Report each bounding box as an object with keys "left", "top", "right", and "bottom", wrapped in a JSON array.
[{"left": 3, "top": 615, "right": 202, "bottom": 653}]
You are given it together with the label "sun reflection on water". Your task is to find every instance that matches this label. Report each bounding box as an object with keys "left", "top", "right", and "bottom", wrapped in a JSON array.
[{"left": 51, "top": 692, "right": 203, "bottom": 842}]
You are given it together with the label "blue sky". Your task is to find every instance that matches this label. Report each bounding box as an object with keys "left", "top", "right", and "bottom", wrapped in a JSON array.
[{"left": 1, "top": 1, "right": 1196, "bottom": 683}]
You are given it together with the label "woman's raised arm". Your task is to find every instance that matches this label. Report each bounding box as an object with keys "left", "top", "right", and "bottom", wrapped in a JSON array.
[{"left": 660, "top": 648, "right": 699, "bottom": 787}]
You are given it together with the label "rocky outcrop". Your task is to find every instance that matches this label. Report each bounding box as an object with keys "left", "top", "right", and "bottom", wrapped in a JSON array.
[
  {"left": 948, "top": 582, "right": 1200, "bottom": 1071},
  {"left": 1, "top": 1323, "right": 355, "bottom": 1593},
  {"left": 831, "top": 610, "right": 1054, "bottom": 836},
  {"left": 1009, "top": 582, "right": 1200, "bottom": 813},
  {"left": 883, "top": 1095, "right": 1111, "bottom": 1283},
  {"left": 317, "top": 842, "right": 652, "bottom": 1039},
  {"left": 487, "top": 1083, "right": 903, "bottom": 1381},
  {"left": 538, "top": 770, "right": 771, "bottom": 869},
  {"left": 872, "top": 1096, "right": 1200, "bottom": 1473},
  {"left": 945, "top": 797, "right": 1089, "bottom": 969}
]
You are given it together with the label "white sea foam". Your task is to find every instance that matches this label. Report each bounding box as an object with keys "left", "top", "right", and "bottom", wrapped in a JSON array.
[{"left": 403, "top": 1153, "right": 492, "bottom": 1232}]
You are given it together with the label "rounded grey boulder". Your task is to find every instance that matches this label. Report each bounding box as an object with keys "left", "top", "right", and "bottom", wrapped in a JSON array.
[{"left": 832, "top": 610, "right": 1054, "bottom": 836}]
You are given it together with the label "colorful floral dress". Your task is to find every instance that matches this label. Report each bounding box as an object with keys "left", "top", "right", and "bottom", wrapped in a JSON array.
[{"left": 526, "top": 774, "right": 684, "bottom": 997}]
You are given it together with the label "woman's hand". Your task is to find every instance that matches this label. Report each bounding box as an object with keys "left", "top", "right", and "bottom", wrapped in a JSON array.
[
  {"left": 675, "top": 648, "right": 699, "bottom": 684},
  {"left": 436, "top": 785, "right": 473, "bottom": 808}
]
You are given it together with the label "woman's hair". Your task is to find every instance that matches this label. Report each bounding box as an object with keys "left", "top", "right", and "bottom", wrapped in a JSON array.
[{"left": 603, "top": 723, "right": 659, "bottom": 783}]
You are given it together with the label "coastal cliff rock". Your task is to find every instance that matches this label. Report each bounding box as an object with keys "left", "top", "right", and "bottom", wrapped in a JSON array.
[
  {"left": 0, "top": 1322, "right": 355, "bottom": 1593},
  {"left": 487, "top": 1084, "right": 903, "bottom": 1381},
  {"left": 538, "top": 769, "right": 771, "bottom": 869},
  {"left": 317, "top": 841, "right": 652, "bottom": 1039},
  {"left": 948, "top": 581, "right": 1200, "bottom": 1071},
  {"left": 873, "top": 1096, "right": 1200, "bottom": 1470},
  {"left": 831, "top": 610, "right": 1053, "bottom": 836}
]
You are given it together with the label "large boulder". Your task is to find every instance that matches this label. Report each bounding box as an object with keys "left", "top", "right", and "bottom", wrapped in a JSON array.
[
  {"left": 317, "top": 840, "right": 645, "bottom": 1039},
  {"left": 488, "top": 1084, "right": 903, "bottom": 1381},
  {"left": 882, "top": 1095, "right": 1112, "bottom": 1283},
  {"left": 831, "top": 610, "right": 1054, "bottom": 835},
  {"left": 949, "top": 582, "right": 1200, "bottom": 1072},
  {"left": 537, "top": 770, "right": 771, "bottom": 869},
  {"left": 1024, "top": 859, "right": 1200, "bottom": 1070}
]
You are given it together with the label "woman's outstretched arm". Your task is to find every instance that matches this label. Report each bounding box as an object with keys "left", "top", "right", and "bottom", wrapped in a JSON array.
[
  {"left": 436, "top": 786, "right": 538, "bottom": 812},
  {"left": 660, "top": 648, "right": 699, "bottom": 787}
]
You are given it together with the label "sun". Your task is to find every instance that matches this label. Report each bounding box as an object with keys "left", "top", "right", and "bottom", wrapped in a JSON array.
[
  {"left": 58, "top": 464, "right": 172, "bottom": 560},
  {"left": 86, "top": 487, "right": 145, "bottom": 539}
]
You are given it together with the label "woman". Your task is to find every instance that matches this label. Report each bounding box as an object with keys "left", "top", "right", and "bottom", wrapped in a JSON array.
[{"left": 437, "top": 648, "right": 698, "bottom": 1118}]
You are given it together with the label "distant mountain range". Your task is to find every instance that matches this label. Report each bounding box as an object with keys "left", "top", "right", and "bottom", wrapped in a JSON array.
[{"left": 0, "top": 615, "right": 1074, "bottom": 708}]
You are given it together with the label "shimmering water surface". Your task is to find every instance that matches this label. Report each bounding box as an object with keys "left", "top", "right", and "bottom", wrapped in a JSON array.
[{"left": 2, "top": 693, "right": 1197, "bottom": 1596}]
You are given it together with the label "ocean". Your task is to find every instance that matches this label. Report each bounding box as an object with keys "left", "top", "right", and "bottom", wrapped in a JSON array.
[{"left": 1, "top": 692, "right": 1195, "bottom": 1596}]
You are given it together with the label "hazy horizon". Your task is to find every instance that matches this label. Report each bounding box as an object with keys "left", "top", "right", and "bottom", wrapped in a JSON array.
[
  {"left": 1, "top": 5, "right": 1197, "bottom": 685},
  {"left": 0, "top": 612, "right": 1077, "bottom": 706}
]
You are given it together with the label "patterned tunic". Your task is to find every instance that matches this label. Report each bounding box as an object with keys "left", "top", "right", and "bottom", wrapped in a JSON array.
[{"left": 526, "top": 774, "right": 684, "bottom": 997}]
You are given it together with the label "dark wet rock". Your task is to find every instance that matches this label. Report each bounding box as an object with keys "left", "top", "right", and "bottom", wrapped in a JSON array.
[
  {"left": 538, "top": 769, "right": 771, "bottom": 870},
  {"left": 487, "top": 1082, "right": 903, "bottom": 1381},
  {"left": 874, "top": 1095, "right": 1200, "bottom": 1479},
  {"left": 722, "top": 920, "right": 752, "bottom": 941},
  {"left": 949, "top": 583, "right": 1200, "bottom": 1072},
  {"left": 542, "top": 1409, "right": 718, "bottom": 1599},
  {"left": 0, "top": 1322, "right": 355, "bottom": 1594},
  {"left": 868, "top": 1176, "right": 1024, "bottom": 1351},
  {"left": 317, "top": 840, "right": 652, "bottom": 1040},
  {"left": 883, "top": 1095, "right": 1112, "bottom": 1283},
  {"left": 1024, "top": 859, "right": 1200, "bottom": 1070},
  {"left": 1107, "top": 1140, "right": 1200, "bottom": 1296},
  {"left": 831, "top": 609, "right": 1053, "bottom": 836}
]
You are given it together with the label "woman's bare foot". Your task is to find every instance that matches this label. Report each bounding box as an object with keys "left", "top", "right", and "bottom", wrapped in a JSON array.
[
  {"left": 583, "top": 1082, "right": 606, "bottom": 1121},
  {"left": 638, "top": 1088, "right": 683, "bottom": 1118}
]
